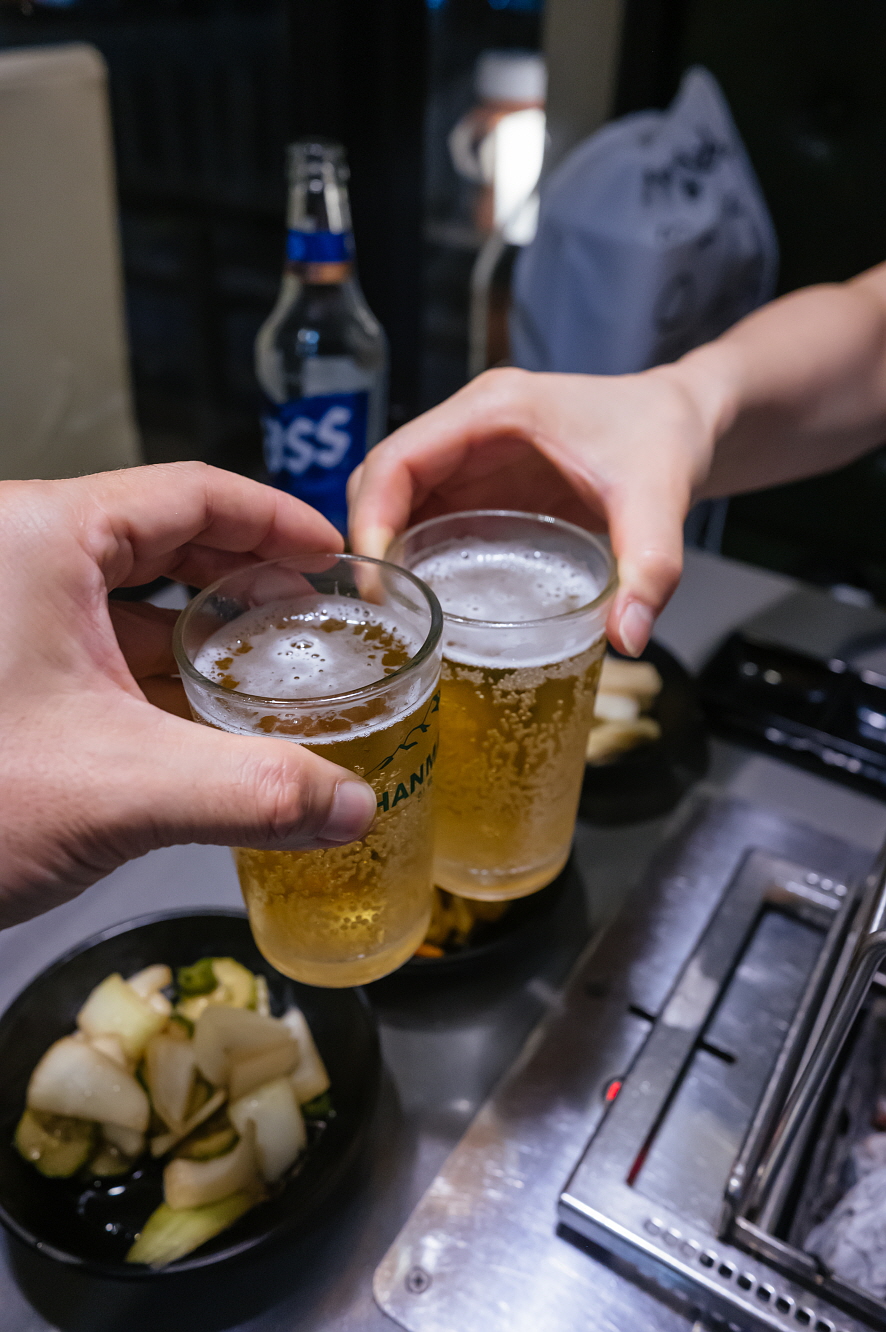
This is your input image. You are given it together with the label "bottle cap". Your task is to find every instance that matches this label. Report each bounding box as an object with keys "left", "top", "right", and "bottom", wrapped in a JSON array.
[{"left": 475, "top": 51, "right": 547, "bottom": 104}]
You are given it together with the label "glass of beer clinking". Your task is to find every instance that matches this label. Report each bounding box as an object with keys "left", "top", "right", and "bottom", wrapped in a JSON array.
[
  {"left": 389, "top": 511, "right": 617, "bottom": 901},
  {"left": 174, "top": 554, "right": 443, "bottom": 986}
]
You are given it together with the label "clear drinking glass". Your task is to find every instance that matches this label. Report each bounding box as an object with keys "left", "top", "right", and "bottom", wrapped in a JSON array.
[
  {"left": 389, "top": 510, "right": 617, "bottom": 901},
  {"left": 174, "top": 554, "right": 442, "bottom": 986}
]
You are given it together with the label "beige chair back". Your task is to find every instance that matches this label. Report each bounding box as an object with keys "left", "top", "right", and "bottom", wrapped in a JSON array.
[{"left": 0, "top": 42, "right": 141, "bottom": 479}]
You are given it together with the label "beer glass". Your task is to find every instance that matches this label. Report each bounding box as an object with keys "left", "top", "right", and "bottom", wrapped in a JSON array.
[
  {"left": 389, "top": 511, "right": 617, "bottom": 901},
  {"left": 174, "top": 554, "right": 442, "bottom": 986}
]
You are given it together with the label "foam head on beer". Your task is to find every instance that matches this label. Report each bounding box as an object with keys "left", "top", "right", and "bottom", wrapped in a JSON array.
[
  {"left": 410, "top": 540, "right": 604, "bottom": 668},
  {"left": 194, "top": 596, "right": 418, "bottom": 700}
]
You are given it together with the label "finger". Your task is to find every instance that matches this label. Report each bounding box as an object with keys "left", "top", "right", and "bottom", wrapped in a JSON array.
[
  {"left": 346, "top": 464, "right": 393, "bottom": 559},
  {"left": 67, "top": 462, "right": 342, "bottom": 589},
  {"left": 105, "top": 702, "right": 378, "bottom": 854},
  {"left": 604, "top": 470, "right": 687, "bottom": 657},
  {"left": 349, "top": 369, "right": 533, "bottom": 555},
  {"left": 108, "top": 601, "right": 179, "bottom": 678}
]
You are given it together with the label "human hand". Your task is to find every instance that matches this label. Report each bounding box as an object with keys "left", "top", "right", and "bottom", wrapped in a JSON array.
[
  {"left": 348, "top": 366, "right": 725, "bottom": 656},
  {"left": 0, "top": 462, "right": 377, "bottom": 929}
]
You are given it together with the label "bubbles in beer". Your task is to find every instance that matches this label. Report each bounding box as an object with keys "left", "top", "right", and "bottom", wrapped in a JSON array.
[
  {"left": 194, "top": 595, "right": 417, "bottom": 699},
  {"left": 411, "top": 541, "right": 600, "bottom": 622},
  {"left": 409, "top": 539, "right": 606, "bottom": 898}
]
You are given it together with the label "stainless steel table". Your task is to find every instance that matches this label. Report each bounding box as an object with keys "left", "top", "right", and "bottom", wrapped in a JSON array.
[{"left": 2, "top": 550, "right": 885, "bottom": 1332}]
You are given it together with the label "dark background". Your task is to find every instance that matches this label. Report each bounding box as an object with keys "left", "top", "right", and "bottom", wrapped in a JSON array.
[
  {"left": 0, "top": 0, "right": 541, "bottom": 476},
  {"left": 2, "top": 0, "right": 886, "bottom": 599},
  {"left": 616, "top": 0, "right": 886, "bottom": 599}
]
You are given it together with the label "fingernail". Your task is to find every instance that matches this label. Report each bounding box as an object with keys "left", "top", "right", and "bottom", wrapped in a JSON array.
[
  {"left": 619, "top": 601, "right": 654, "bottom": 658},
  {"left": 320, "top": 780, "right": 377, "bottom": 844}
]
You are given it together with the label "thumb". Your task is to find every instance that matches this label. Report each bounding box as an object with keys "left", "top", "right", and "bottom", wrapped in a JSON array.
[
  {"left": 604, "top": 472, "right": 686, "bottom": 658},
  {"left": 128, "top": 712, "right": 378, "bottom": 853}
]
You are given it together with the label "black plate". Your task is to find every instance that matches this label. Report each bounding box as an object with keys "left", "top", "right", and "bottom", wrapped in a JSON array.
[
  {"left": 579, "top": 640, "right": 709, "bottom": 825},
  {"left": 0, "top": 909, "right": 380, "bottom": 1279},
  {"left": 394, "top": 858, "right": 574, "bottom": 977}
]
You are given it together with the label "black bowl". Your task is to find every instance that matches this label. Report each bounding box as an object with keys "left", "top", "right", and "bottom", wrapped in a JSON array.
[
  {"left": 579, "top": 640, "right": 709, "bottom": 825},
  {"left": 394, "top": 857, "right": 575, "bottom": 978},
  {"left": 0, "top": 909, "right": 380, "bottom": 1279}
]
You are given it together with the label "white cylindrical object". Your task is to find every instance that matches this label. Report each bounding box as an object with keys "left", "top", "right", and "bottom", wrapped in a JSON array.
[{"left": 475, "top": 51, "right": 547, "bottom": 105}]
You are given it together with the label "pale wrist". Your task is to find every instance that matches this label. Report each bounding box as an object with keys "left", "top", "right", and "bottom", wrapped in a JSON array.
[{"left": 660, "top": 340, "right": 745, "bottom": 482}]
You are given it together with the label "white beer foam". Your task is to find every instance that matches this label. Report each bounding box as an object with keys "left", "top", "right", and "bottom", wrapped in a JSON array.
[
  {"left": 194, "top": 595, "right": 422, "bottom": 701},
  {"left": 412, "top": 542, "right": 599, "bottom": 621},
  {"left": 411, "top": 541, "right": 604, "bottom": 669}
]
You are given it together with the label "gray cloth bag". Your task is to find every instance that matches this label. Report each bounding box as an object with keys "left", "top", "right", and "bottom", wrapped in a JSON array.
[{"left": 510, "top": 66, "right": 779, "bottom": 375}]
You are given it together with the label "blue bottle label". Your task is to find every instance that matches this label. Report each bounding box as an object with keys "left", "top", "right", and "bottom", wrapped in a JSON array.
[
  {"left": 262, "top": 390, "right": 369, "bottom": 533},
  {"left": 286, "top": 230, "right": 352, "bottom": 263}
]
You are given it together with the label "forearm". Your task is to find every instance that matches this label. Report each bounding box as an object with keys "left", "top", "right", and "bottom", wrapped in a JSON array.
[{"left": 667, "top": 262, "right": 886, "bottom": 499}]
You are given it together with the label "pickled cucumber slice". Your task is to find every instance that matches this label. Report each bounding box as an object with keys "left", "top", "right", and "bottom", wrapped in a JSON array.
[
  {"left": 149, "top": 1087, "right": 226, "bottom": 1158},
  {"left": 176, "top": 958, "right": 217, "bottom": 996},
  {"left": 89, "top": 1143, "right": 131, "bottom": 1177},
  {"left": 176, "top": 1119, "right": 238, "bottom": 1161},
  {"left": 126, "top": 1190, "right": 258, "bottom": 1267},
  {"left": 164, "top": 1122, "right": 259, "bottom": 1209},
  {"left": 210, "top": 958, "right": 255, "bottom": 1009},
  {"left": 176, "top": 957, "right": 255, "bottom": 1009},
  {"left": 14, "top": 1109, "right": 96, "bottom": 1178},
  {"left": 301, "top": 1092, "right": 332, "bottom": 1120}
]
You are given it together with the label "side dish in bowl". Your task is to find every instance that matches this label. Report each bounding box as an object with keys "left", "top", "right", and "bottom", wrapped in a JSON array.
[
  {"left": 15, "top": 954, "right": 330, "bottom": 1267},
  {"left": 0, "top": 910, "right": 379, "bottom": 1277},
  {"left": 585, "top": 654, "right": 663, "bottom": 764}
]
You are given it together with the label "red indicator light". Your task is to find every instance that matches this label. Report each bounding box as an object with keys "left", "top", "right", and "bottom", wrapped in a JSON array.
[{"left": 604, "top": 1079, "right": 622, "bottom": 1102}]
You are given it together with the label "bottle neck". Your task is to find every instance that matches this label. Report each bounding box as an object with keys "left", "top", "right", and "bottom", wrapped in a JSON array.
[
  {"left": 285, "top": 225, "right": 354, "bottom": 285},
  {"left": 289, "top": 259, "right": 353, "bottom": 285},
  {"left": 284, "top": 141, "right": 355, "bottom": 287}
]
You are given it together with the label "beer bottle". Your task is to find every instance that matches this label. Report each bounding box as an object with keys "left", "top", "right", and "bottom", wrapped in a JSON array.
[{"left": 256, "top": 140, "right": 388, "bottom": 533}]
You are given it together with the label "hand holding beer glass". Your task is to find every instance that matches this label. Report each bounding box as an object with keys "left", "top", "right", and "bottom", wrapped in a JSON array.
[
  {"left": 175, "top": 555, "right": 442, "bottom": 986},
  {"left": 389, "top": 511, "right": 617, "bottom": 901}
]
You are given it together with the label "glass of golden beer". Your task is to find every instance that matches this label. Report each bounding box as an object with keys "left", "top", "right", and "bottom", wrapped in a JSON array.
[
  {"left": 389, "top": 511, "right": 617, "bottom": 902},
  {"left": 174, "top": 554, "right": 443, "bottom": 986}
]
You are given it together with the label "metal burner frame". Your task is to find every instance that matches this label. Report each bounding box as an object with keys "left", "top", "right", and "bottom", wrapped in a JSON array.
[{"left": 561, "top": 840, "right": 886, "bottom": 1332}]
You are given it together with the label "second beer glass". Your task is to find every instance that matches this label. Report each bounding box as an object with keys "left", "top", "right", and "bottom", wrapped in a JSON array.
[
  {"left": 389, "top": 511, "right": 617, "bottom": 901},
  {"left": 174, "top": 555, "right": 442, "bottom": 986}
]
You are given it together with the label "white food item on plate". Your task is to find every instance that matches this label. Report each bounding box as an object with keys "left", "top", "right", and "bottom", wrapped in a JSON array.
[
  {"left": 77, "top": 973, "right": 167, "bottom": 1061},
  {"left": 163, "top": 1121, "right": 260, "bottom": 1211},
  {"left": 229, "top": 1076, "right": 306, "bottom": 1182},
  {"left": 27, "top": 1035, "right": 150, "bottom": 1131},
  {"left": 593, "top": 691, "right": 640, "bottom": 723},
  {"left": 281, "top": 1007, "right": 331, "bottom": 1104},
  {"left": 192, "top": 1004, "right": 294, "bottom": 1087}
]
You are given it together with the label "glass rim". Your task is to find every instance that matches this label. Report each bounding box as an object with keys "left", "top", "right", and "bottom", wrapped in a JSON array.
[
  {"left": 173, "top": 552, "right": 443, "bottom": 709},
  {"left": 388, "top": 509, "right": 619, "bottom": 630}
]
